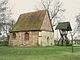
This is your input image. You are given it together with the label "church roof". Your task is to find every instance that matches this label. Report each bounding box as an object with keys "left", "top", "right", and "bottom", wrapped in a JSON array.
[{"left": 11, "top": 10, "right": 53, "bottom": 32}]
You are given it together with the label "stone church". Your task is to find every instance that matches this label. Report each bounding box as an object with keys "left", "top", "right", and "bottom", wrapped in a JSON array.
[{"left": 9, "top": 10, "right": 54, "bottom": 46}]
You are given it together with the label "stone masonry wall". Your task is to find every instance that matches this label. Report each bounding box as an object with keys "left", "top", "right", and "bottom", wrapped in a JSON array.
[
  {"left": 9, "top": 31, "right": 39, "bottom": 46},
  {"left": 38, "top": 31, "right": 54, "bottom": 46},
  {"left": 9, "top": 31, "right": 54, "bottom": 46}
]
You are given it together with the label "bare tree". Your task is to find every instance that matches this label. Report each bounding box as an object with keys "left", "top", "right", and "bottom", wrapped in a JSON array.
[
  {"left": 69, "top": 14, "right": 80, "bottom": 47},
  {"left": 0, "top": 0, "right": 12, "bottom": 33},
  {"left": 70, "top": 14, "right": 80, "bottom": 39},
  {"left": 0, "top": 0, "right": 14, "bottom": 42},
  {"left": 69, "top": 14, "right": 80, "bottom": 52},
  {"left": 39, "top": 0, "right": 65, "bottom": 29},
  {"left": 8, "top": 19, "right": 15, "bottom": 31},
  {"left": 75, "top": 14, "right": 80, "bottom": 33}
]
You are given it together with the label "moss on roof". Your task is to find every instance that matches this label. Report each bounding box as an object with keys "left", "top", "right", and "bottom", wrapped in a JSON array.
[{"left": 11, "top": 10, "right": 46, "bottom": 32}]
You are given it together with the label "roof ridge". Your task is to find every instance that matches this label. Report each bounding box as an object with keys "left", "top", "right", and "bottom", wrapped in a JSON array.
[{"left": 21, "top": 10, "right": 46, "bottom": 15}]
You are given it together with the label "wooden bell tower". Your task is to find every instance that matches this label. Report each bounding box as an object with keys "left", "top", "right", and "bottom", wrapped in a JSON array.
[{"left": 56, "top": 22, "right": 72, "bottom": 46}]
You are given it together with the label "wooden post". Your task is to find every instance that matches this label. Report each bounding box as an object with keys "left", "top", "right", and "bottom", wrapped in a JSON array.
[
  {"left": 72, "top": 35, "right": 74, "bottom": 53},
  {"left": 70, "top": 32, "right": 74, "bottom": 53}
]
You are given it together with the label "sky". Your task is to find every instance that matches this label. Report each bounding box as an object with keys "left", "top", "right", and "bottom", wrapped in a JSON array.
[
  {"left": 8, "top": 0, "right": 80, "bottom": 39},
  {"left": 9, "top": 0, "right": 80, "bottom": 21},
  {"left": 9, "top": 0, "right": 40, "bottom": 20}
]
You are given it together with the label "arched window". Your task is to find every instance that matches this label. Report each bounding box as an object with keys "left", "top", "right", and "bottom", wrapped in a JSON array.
[
  {"left": 12, "top": 33, "right": 16, "bottom": 38},
  {"left": 25, "top": 32, "right": 29, "bottom": 40}
]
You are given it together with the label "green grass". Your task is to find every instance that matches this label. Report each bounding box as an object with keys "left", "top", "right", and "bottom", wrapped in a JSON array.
[{"left": 0, "top": 46, "right": 80, "bottom": 60}]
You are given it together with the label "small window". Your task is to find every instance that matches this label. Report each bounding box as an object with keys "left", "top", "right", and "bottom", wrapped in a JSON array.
[
  {"left": 12, "top": 33, "right": 16, "bottom": 38},
  {"left": 25, "top": 32, "right": 29, "bottom": 40},
  {"left": 47, "top": 37, "right": 49, "bottom": 40}
]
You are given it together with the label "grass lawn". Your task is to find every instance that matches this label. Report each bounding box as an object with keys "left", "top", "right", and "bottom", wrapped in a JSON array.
[{"left": 0, "top": 46, "right": 80, "bottom": 60}]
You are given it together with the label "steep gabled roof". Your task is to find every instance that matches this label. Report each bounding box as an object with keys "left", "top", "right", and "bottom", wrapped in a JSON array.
[
  {"left": 56, "top": 22, "right": 72, "bottom": 31},
  {"left": 11, "top": 10, "right": 51, "bottom": 32}
]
